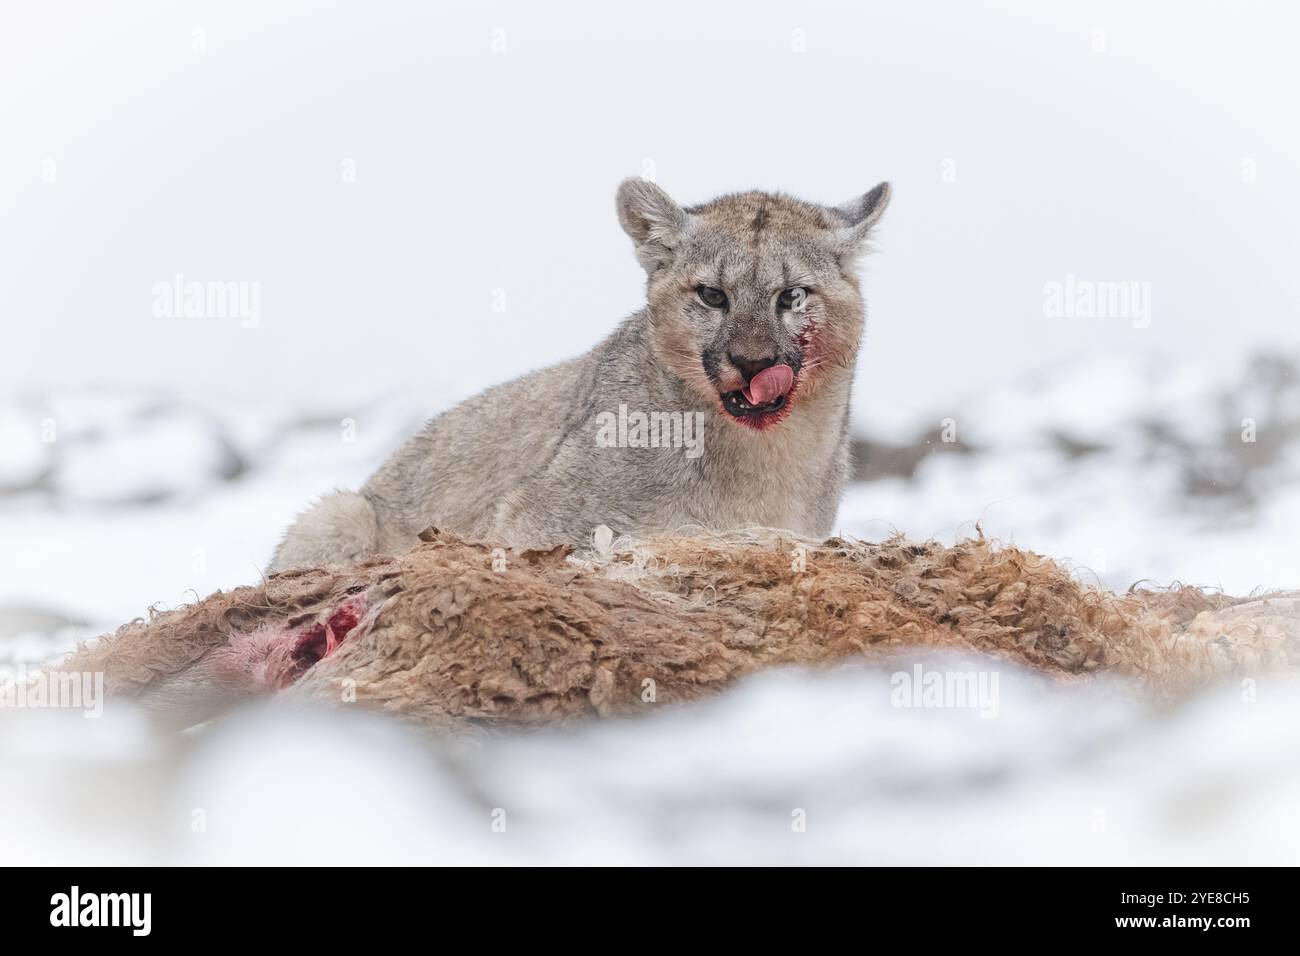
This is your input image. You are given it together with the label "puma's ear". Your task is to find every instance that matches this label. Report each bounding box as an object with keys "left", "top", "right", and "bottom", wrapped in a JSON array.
[
  {"left": 833, "top": 181, "right": 891, "bottom": 255},
  {"left": 616, "top": 178, "right": 689, "bottom": 273}
]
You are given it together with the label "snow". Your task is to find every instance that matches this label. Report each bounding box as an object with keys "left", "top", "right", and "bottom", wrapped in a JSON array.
[
  {"left": 841, "top": 351, "right": 1299, "bottom": 593},
  {"left": 3, "top": 660, "right": 1299, "bottom": 865}
]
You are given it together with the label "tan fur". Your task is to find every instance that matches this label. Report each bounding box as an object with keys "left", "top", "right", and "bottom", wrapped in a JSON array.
[{"left": 65, "top": 530, "right": 1300, "bottom": 731}]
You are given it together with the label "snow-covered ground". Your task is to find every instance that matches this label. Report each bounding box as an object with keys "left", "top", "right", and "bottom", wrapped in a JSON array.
[
  {"left": 845, "top": 351, "right": 1300, "bottom": 595},
  {"left": 1, "top": 348, "right": 1296, "bottom": 864},
  {"left": 4, "top": 660, "right": 1299, "bottom": 865}
]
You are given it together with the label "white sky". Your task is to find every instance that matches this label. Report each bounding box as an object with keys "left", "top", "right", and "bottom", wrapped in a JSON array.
[{"left": 3, "top": 0, "right": 1298, "bottom": 431}]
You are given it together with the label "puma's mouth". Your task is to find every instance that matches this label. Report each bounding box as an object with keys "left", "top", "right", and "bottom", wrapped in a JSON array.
[
  {"left": 719, "top": 363, "right": 797, "bottom": 427},
  {"left": 721, "top": 389, "right": 789, "bottom": 419}
]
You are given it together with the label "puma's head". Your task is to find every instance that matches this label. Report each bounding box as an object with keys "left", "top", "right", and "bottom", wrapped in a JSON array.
[{"left": 616, "top": 178, "right": 890, "bottom": 429}]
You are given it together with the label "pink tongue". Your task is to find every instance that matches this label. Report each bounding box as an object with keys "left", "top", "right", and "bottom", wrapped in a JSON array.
[{"left": 742, "top": 364, "right": 794, "bottom": 406}]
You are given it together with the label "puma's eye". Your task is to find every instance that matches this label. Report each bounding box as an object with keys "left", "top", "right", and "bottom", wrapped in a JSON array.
[
  {"left": 696, "top": 286, "right": 728, "bottom": 309},
  {"left": 777, "top": 287, "right": 809, "bottom": 311}
]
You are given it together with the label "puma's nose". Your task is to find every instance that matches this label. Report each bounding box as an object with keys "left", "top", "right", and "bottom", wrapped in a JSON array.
[{"left": 728, "top": 353, "right": 777, "bottom": 382}]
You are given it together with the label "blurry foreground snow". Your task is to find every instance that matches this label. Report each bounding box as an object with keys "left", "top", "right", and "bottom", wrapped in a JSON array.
[{"left": 2, "top": 659, "right": 1296, "bottom": 865}]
